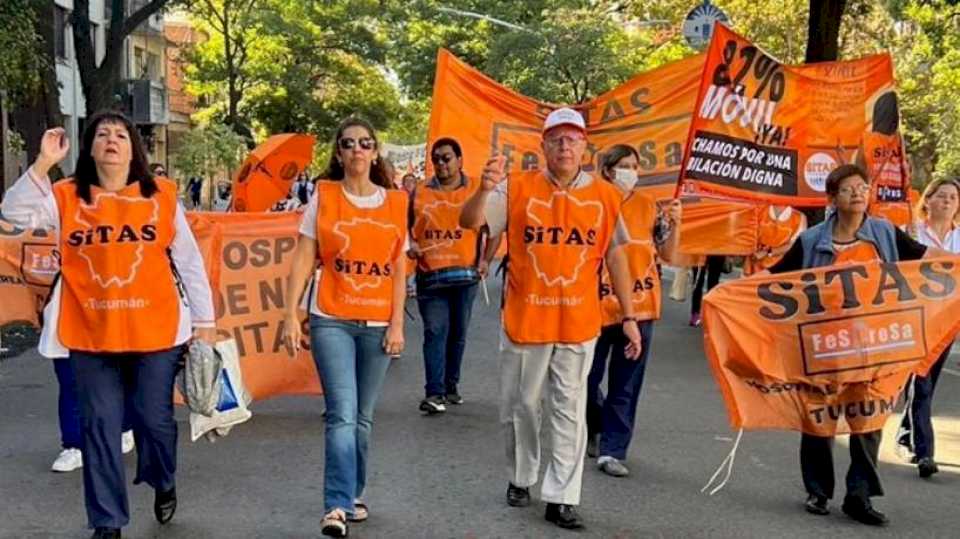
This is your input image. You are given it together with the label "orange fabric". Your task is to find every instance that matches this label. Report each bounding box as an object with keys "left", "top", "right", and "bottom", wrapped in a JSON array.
[
  {"left": 53, "top": 179, "right": 180, "bottom": 353},
  {"left": 702, "top": 257, "right": 960, "bottom": 435},
  {"left": 232, "top": 134, "right": 316, "bottom": 212},
  {"left": 411, "top": 179, "right": 481, "bottom": 272},
  {"left": 833, "top": 240, "right": 880, "bottom": 265},
  {"left": 677, "top": 197, "right": 760, "bottom": 256},
  {"left": 744, "top": 207, "right": 806, "bottom": 274},
  {"left": 679, "top": 24, "right": 899, "bottom": 207},
  {"left": 0, "top": 217, "right": 58, "bottom": 326},
  {"left": 601, "top": 192, "right": 663, "bottom": 325},
  {"left": 315, "top": 182, "right": 407, "bottom": 321},
  {"left": 426, "top": 49, "right": 704, "bottom": 202},
  {"left": 503, "top": 171, "right": 620, "bottom": 344}
]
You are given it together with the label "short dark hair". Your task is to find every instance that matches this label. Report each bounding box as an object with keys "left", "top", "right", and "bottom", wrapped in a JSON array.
[
  {"left": 74, "top": 110, "right": 156, "bottom": 204},
  {"left": 825, "top": 164, "right": 868, "bottom": 196},
  {"left": 321, "top": 116, "right": 394, "bottom": 189},
  {"left": 600, "top": 144, "right": 640, "bottom": 181},
  {"left": 431, "top": 137, "right": 462, "bottom": 159}
]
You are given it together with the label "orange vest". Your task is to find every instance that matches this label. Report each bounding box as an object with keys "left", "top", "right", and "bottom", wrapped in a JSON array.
[
  {"left": 411, "top": 178, "right": 481, "bottom": 272},
  {"left": 745, "top": 206, "right": 806, "bottom": 275},
  {"left": 600, "top": 191, "right": 662, "bottom": 326},
  {"left": 834, "top": 240, "right": 880, "bottom": 265},
  {"left": 54, "top": 178, "right": 180, "bottom": 352},
  {"left": 315, "top": 181, "right": 407, "bottom": 321},
  {"left": 503, "top": 171, "right": 620, "bottom": 344}
]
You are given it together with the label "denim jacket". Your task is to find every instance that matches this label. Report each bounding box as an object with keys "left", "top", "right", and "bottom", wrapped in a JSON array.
[{"left": 798, "top": 212, "right": 898, "bottom": 269}]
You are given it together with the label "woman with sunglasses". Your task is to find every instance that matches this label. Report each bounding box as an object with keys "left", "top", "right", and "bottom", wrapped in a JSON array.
[
  {"left": 768, "top": 164, "right": 947, "bottom": 526},
  {"left": 896, "top": 178, "right": 960, "bottom": 478},
  {"left": 284, "top": 117, "right": 407, "bottom": 538}
]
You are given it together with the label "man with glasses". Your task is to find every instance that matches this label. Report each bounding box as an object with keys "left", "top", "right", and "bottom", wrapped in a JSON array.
[
  {"left": 408, "top": 138, "right": 485, "bottom": 414},
  {"left": 460, "top": 108, "right": 643, "bottom": 531}
]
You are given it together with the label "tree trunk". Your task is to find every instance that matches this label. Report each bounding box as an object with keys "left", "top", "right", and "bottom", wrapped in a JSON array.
[
  {"left": 14, "top": 0, "right": 63, "bottom": 170},
  {"left": 804, "top": 0, "right": 847, "bottom": 63}
]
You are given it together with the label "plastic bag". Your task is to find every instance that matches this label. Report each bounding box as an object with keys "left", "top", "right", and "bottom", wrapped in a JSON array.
[
  {"left": 187, "top": 339, "right": 253, "bottom": 442},
  {"left": 176, "top": 340, "right": 222, "bottom": 417}
]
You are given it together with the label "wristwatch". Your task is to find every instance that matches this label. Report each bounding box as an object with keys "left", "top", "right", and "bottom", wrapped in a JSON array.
[{"left": 622, "top": 316, "right": 641, "bottom": 324}]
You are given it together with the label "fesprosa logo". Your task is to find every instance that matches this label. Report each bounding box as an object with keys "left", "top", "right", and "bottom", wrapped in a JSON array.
[
  {"left": 331, "top": 218, "right": 401, "bottom": 292},
  {"left": 524, "top": 191, "right": 603, "bottom": 287},
  {"left": 75, "top": 193, "right": 159, "bottom": 288}
]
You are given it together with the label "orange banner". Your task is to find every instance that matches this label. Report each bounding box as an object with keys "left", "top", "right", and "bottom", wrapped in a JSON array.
[
  {"left": 0, "top": 212, "right": 321, "bottom": 401},
  {"left": 676, "top": 196, "right": 760, "bottom": 256},
  {"left": 0, "top": 217, "right": 58, "bottom": 327},
  {"left": 427, "top": 49, "right": 705, "bottom": 200},
  {"left": 702, "top": 258, "right": 960, "bottom": 436},
  {"left": 678, "top": 24, "right": 899, "bottom": 207}
]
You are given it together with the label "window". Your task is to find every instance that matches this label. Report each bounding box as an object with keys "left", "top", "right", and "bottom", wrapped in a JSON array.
[
  {"left": 146, "top": 52, "right": 161, "bottom": 80},
  {"left": 54, "top": 6, "right": 68, "bottom": 60},
  {"left": 135, "top": 47, "right": 147, "bottom": 78}
]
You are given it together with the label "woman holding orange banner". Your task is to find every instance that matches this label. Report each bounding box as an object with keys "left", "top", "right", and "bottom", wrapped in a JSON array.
[
  {"left": 768, "top": 164, "right": 947, "bottom": 526},
  {"left": 896, "top": 178, "right": 960, "bottom": 479},
  {"left": 586, "top": 145, "right": 681, "bottom": 477},
  {"left": 283, "top": 117, "right": 407, "bottom": 538},
  {"left": 1, "top": 112, "right": 216, "bottom": 539}
]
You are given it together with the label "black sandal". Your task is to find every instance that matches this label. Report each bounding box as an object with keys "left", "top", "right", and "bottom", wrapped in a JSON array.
[{"left": 154, "top": 487, "right": 177, "bottom": 524}]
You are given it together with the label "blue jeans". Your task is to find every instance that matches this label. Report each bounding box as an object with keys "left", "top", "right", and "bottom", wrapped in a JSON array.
[
  {"left": 72, "top": 347, "right": 183, "bottom": 529},
  {"left": 899, "top": 342, "right": 952, "bottom": 459},
  {"left": 54, "top": 357, "right": 133, "bottom": 450},
  {"left": 586, "top": 321, "right": 654, "bottom": 460},
  {"left": 416, "top": 282, "right": 478, "bottom": 397},
  {"left": 309, "top": 316, "right": 392, "bottom": 515}
]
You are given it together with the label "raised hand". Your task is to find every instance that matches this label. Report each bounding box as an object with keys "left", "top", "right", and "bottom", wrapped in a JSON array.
[
  {"left": 34, "top": 128, "right": 70, "bottom": 178},
  {"left": 480, "top": 153, "right": 507, "bottom": 192}
]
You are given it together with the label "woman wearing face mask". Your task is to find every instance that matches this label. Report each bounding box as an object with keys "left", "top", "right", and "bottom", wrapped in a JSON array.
[
  {"left": 284, "top": 117, "right": 407, "bottom": 538},
  {"left": 768, "top": 164, "right": 948, "bottom": 526},
  {"left": 0, "top": 112, "right": 216, "bottom": 539},
  {"left": 585, "top": 144, "right": 681, "bottom": 477},
  {"left": 896, "top": 178, "right": 960, "bottom": 479}
]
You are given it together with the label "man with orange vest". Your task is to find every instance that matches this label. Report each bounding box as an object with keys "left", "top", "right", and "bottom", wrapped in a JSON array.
[
  {"left": 408, "top": 138, "right": 486, "bottom": 414},
  {"left": 460, "top": 108, "right": 642, "bottom": 531}
]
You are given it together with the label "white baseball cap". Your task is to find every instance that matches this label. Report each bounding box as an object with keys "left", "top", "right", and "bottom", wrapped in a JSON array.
[{"left": 542, "top": 107, "right": 586, "bottom": 134}]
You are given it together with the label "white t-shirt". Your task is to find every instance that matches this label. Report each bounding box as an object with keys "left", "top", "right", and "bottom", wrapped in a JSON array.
[
  {"left": 298, "top": 183, "right": 408, "bottom": 325},
  {"left": 915, "top": 221, "right": 960, "bottom": 253}
]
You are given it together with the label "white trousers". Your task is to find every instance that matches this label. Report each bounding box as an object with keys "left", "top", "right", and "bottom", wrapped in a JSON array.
[{"left": 499, "top": 332, "right": 597, "bottom": 505}]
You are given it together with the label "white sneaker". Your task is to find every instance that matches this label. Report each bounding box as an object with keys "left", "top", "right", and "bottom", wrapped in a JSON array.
[
  {"left": 122, "top": 430, "right": 135, "bottom": 454},
  {"left": 51, "top": 448, "right": 83, "bottom": 472}
]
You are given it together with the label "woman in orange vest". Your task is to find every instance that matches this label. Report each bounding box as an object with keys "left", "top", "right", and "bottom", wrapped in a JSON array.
[
  {"left": 586, "top": 144, "right": 681, "bottom": 477},
  {"left": 0, "top": 112, "right": 216, "bottom": 539},
  {"left": 284, "top": 117, "right": 407, "bottom": 538},
  {"left": 743, "top": 205, "right": 807, "bottom": 275}
]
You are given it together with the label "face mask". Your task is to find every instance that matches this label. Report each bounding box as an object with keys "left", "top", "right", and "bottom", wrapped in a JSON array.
[{"left": 613, "top": 168, "right": 638, "bottom": 192}]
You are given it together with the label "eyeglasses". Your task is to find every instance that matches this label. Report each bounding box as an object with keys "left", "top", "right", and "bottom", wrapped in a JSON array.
[
  {"left": 837, "top": 184, "right": 870, "bottom": 196},
  {"left": 544, "top": 135, "right": 585, "bottom": 149},
  {"left": 338, "top": 137, "right": 376, "bottom": 151},
  {"left": 432, "top": 154, "right": 455, "bottom": 165}
]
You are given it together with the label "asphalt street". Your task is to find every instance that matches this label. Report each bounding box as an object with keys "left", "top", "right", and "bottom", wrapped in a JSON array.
[{"left": 1, "top": 273, "right": 958, "bottom": 538}]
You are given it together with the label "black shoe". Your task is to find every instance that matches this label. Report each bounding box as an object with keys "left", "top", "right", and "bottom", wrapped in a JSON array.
[
  {"left": 419, "top": 395, "right": 446, "bottom": 414},
  {"left": 445, "top": 392, "right": 463, "bottom": 405},
  {"left": 545, "top": 503, "right": 584, "bottom": 530},
  {"left": 154, "top": 487, "right": 177, "bottom": 524},
  {"left": 804, "top": 494, "right": 829, "bottom": 515},
  {"left": 506, "top": 483, "right": 530, "bottom": 507},
  {"left": 841, "top": 497, "right": 888, "bottom": 526},
  {"left": 586, "top": 435, "right": 598, "bottom": 459},
  {"left": 91, "top": 528, "right": 121, "bottom": 539},
  {"left": 918, "top": 457, "right": 939, "bottom": 478}
]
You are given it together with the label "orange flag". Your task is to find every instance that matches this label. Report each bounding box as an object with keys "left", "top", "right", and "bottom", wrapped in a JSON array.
[
  {"left": 678, "top": 24, "right": 899, "bottom": 207},
  {"left": 426, "top": 49, "right": 704, "bottom": 201},
  {"left": 0, "top": 217, "right": 58, "bottom": 327},
  {"left": 702, "top": 258, "right": 960, "bottom": 436}
]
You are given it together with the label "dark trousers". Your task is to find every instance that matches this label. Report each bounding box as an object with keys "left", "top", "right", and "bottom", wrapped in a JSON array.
[
  {"left": 800, "top": 430, "right": 883, "bottom": 502},
  {"left": 73, "top": 347, "right": 183, "bottom": 529},
  {"left": 54, "top": 357, "right": 133, "bottom": 450},
  {"left": 417, "top": 282, "right": 479, "bottom": 397},
  {"left": 586, "top": 321, "right": 654, "bottom": 460},
  {"left": 691, "top": 255, "right": 725, "bottom": 316},
  {"left": 899, "top": 343, "right": 951, "bottom": 459}
]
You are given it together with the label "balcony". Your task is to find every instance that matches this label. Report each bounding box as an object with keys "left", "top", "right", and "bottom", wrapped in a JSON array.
[
  {"left": 128, "top": 0, "right": 165, "bottom": 36},
  {"left": 120, "top": 79, "right": 169, "bottom": 125}
]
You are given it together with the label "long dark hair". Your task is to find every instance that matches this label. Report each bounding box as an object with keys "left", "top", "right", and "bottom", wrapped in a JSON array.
[
  {"left": 74, "top": 110, "right": 156, "bottom": 204},
  {"left": 600, "top": 144, "right": 640, "bottom": 182},
  {"left": 321, "top": 117, "right": 394, "bottom": 189}
]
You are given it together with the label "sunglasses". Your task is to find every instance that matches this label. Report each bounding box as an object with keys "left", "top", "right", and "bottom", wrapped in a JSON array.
[
  {"left": 338, "top": 137, "right": 376, "bottom": 151},
  {"left": 432, "top": 154, "right": 455, "bottom": 165}
]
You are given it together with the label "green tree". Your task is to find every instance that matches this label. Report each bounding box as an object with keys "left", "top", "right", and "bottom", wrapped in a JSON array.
[
  {"left": 0, "top": 0, "right": 46, "bottom": 106},
  {"left": 173, "top": 123, "right": 247, "bottom": 208}
]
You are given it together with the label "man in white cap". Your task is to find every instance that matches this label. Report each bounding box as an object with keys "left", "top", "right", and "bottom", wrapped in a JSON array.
[{"left": 460, "top": 107, "right": 642, "bottom": 530}]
